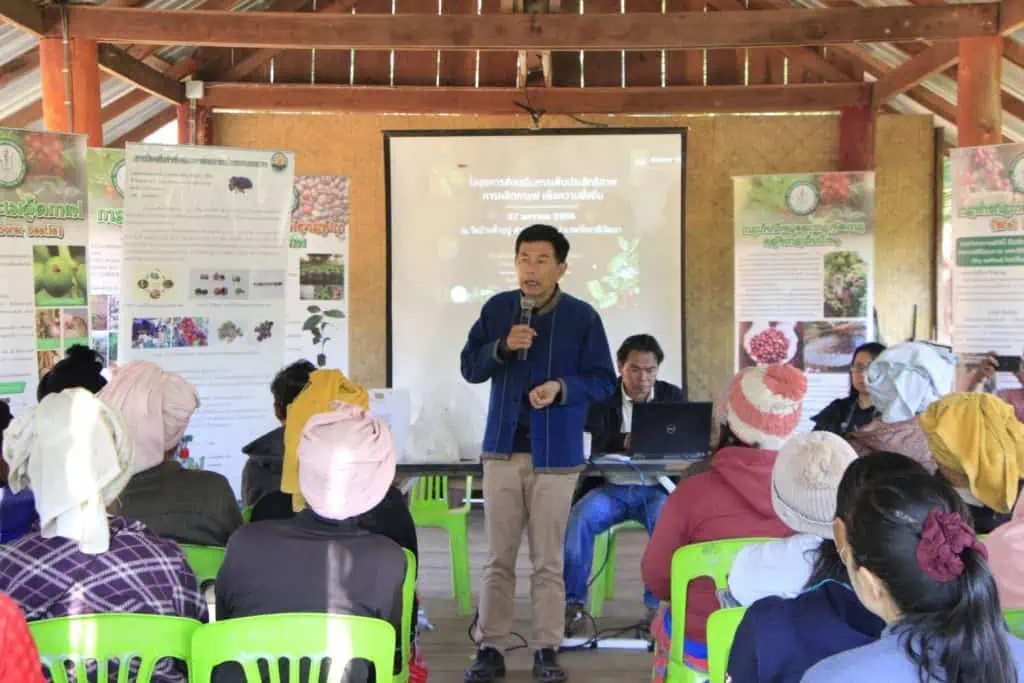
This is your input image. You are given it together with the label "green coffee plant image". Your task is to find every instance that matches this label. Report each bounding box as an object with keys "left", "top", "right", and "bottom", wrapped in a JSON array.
[
  {"left": 587, "top": 237, "right": 640, "bottom": 310},
  {"left": 303, "top": 305, "right": 345, "bottom": 367}
]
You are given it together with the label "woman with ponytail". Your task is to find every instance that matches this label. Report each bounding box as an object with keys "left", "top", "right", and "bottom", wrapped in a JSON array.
[{"left": 802, "top": 471, "right": 1024, "bottom": 683}]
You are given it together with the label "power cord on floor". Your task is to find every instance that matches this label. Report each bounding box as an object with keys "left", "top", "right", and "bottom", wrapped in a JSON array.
[{"left": 467, "top": 609, "right": 530, "bottom": 653}]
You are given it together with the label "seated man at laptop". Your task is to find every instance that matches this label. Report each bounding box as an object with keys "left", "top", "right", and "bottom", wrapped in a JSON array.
[{"left": 564, "top": 334, "right": 684, "bottom": 636}]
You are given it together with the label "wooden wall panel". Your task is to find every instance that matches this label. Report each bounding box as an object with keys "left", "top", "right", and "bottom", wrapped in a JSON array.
[
  {"left": 550, "top": 0, "right": 582, "bottom": 87},
  {"left": 665, "top": 0, "right": 705, "bottom": 85},
  {"left": 438, "top": 0, "right": 477, "bottom": 86},
  {"left": 624, "top": 0, "right": 662, "bottom": 86},
  {"left": 352, "top": 0, "right": 392, "bottom": 85},
  {"left": 214, "top": 112, "right": 934, "bottom": 398}
]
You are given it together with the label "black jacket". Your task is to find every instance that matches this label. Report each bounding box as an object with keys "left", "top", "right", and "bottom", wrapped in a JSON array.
[
  {"left": 811, "top": 395, "right": 877, "bottom": 436},
  {"left": 241, "top": 427, "right": 285, "bottom": 508},
  {"left": 585, "top": 378, "right": 686, "bottom": 455}
]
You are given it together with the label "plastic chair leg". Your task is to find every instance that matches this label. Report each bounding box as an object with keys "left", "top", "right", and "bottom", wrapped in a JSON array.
[
  {"left": 589, "top": 531, "right": 611, "bottom": 618},
  {"left": 605, "top": 530, "right": 619, "bottom": 600},
  {"left": 449, "top": 518, "right": 473, "bottom": 616}
]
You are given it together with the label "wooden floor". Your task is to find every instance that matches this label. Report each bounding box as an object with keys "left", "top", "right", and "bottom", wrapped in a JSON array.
[{"left": 416, "top": 509, "right": 655, "bottom": 682}]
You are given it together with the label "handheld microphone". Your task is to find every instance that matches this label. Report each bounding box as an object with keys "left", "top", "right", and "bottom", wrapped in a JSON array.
[{"left": 518, "top": 298, "right": 536, "bottom": 361}]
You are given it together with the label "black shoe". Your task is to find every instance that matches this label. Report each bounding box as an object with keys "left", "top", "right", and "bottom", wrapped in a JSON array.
[
  {"left": 564, "top": 602, "right": 587, "bottom": 638},
  {"left": 533, "top": 648, "right": 568, "bottom": 683},
  {"left": 465, "top": 646, "right": 506, "bottom": 683}
]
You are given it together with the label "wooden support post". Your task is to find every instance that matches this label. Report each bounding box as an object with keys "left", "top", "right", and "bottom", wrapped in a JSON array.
[
  {"left": 176, "top": 103, "right": 213, "bottom": 145},
  {"left": 39, "top": 37, "right": 102, "bottom": 146},
  {"left": 957, "top": 37, "right": 1002, "bottom": 147},
  {"left": 838, "top": 104, "right": 875, "bottom": 170}
]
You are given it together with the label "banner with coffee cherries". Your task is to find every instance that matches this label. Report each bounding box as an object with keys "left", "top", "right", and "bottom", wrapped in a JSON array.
[
  {"left": 0, "top": 128, "right": 89, "bottom": 412},
  {"left": 733, "top": 171, "right": 876, "bottom": 431}
]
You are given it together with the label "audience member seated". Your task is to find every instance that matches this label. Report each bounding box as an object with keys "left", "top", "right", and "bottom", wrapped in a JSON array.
[
  {"left": 242, "top": 360, "right": 315, "bottom": 519},
  {"left": 802, "top": 470, "right": 1024, "bottom": 683},
  {"left": 986, "top": 498, "right": 1024, "bottom": 610},
  {"left": 641, "top": 363, "right": 807, "bottom": 678},
  {"left": 920, "top": 392, "right": 1024, "bottom": 534},
  {"left": 0, "top": 592, "right": 44, "bottom": 683},
  {"left": 0, "top": 389, "right": 207, "bottom": 683},
  {"left": 102, "top": 361, "right": 242, "bottom": 546},
  {"left": 0, "top": 403, "right": 35, "bottom": 544},
  {"left": 564, "top": 334, "right": 684, "bottom": 635},
  {"left": 215, "top": 403, "right": 407, "bottom": 683},
  {"left": 727, "top": 432, "right": 858, "bottom": 606},
  {"left": 846, "top": 341, "right": 955, "bottom": 472},
  {"left": 727, "top": 453, "right": 925, "bottom": 683},
  {"left": 36, "top": 344, "right": 107, "bottom": 400},
  {"left": 812, "top": 342, "right": 885, "bottom": 435}
]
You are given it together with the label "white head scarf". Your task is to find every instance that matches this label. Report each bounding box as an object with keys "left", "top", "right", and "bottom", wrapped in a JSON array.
[
  {"left": 866, "top": 341, "right": 957, "bottom": 423},
  {"left": 3, "top": 388, "right": 134, "bottom": 554}
]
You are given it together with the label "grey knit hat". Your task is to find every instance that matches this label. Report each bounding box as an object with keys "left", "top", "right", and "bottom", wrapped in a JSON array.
[{"left": 771, "top": 432, "right": 858, "bottom": 539}]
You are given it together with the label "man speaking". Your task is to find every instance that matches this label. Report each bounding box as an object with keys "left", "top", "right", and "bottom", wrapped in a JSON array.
[{"left": 461, "top": 224, "right": 615, "bottom": 683}]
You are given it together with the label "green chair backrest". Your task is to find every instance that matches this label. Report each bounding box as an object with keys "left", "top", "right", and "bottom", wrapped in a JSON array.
[
  {"left": 179, "top": 543, "right": 226, "bottom": 587},
  {"left": 189, "top": 613, "right": 397, "bottom": 683},
  {"left": 241, "top": 505, "right": 254, "bottom": 524},
  {"left": 398, "top": 548, "right": 417, "bottom": 682},
  {"left": 29, "top": 613, "right": 201, "bottom": 683},
  {"left": 668, "top": 538, "right": 772, "bottom": 672},
  {"left": 706, "top": 607, "right": 747, "bottom": 683},
  {"left": 410, "top": 476, "right": 472, "bottom": 521},
  {"left": 1006, "top": 609, "right": 1024, "bottom": 638}
]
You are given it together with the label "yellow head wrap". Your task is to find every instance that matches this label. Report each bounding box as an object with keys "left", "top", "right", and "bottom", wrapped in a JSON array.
[
  {"left": 919, "top": 392, "right": 1024, "bottom": 514},
  {"left": 281, "top": 369, "right": 370, "bottom": 511}
]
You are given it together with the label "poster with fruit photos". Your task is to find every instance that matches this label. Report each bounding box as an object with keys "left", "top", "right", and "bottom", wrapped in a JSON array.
[
  {"left": 0, "top": 128, "right": 89, "bottom": 413},
  {"left": 287, "top": 175, "right": 349, "bottom": 372},
  {"left": 87, "top": 149, "right": 124, "bottom": 369},
  {"left": 950, "top": 144, "right": 1024, "bottom": 381},
  {"left": 121, "top": 143, "right": 294, "bottom": 496},
  {"left": 733, "top": 171, "right": 875, "bottom": 431}
]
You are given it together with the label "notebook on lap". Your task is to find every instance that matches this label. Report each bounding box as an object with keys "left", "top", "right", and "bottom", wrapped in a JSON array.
[{"left": 630, "top": 402, "right": 713, "bottom": 461}]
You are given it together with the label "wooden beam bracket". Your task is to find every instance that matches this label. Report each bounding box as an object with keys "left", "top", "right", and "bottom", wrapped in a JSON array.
[{"left": 98, "top": 44, "right": 186, "bottom": 103}]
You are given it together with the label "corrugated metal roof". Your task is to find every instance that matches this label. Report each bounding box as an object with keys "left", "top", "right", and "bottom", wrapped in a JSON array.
[{"left": 0, "top": 0, "right": 1021, "bottom": 144}]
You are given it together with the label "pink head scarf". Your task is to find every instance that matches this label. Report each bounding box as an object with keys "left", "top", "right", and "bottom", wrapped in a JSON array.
[
  {"left": 984, "top": 500, "right": 1024, "bottom": 609},
  {"left": 98, "top": 361, "right": 199, "bottom": 474},
  {"left": 298, "top": 402, "right": 396, "bottom": 521}
]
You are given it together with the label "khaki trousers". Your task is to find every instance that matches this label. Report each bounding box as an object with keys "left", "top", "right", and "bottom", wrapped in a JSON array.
[{"left": 477, "top": 453, "right": 580, "bottom": 651}]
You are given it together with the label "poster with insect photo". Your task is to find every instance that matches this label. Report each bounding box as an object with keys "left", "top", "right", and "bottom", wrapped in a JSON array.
[
  {"left": 0, "top": 128, "right": 89, "bottom": 412},
  {"left": 86, "top": 148, "right": 124, "bottom": 369},
  {"left": 121, "top": 143, "right": 294, "bottom": 495},
  {"left": 288, "top": 175, "right": 349, "bottom": 372},
  {"left": 733, "top": 171, "right": 875, "bottom": 431},
  {"left": 950, "top": 144, "right": 1024, "bottom": 391}
]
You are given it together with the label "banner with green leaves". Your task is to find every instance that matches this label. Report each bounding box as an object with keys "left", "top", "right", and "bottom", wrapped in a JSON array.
[
  {"left": 86, "top": 148, "right": 124, "bottom": 368},
  {"left": 0, "top": 128, "right": 89, "bottom": 410}
]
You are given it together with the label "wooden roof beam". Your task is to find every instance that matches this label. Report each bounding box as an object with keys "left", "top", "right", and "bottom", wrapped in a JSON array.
[
  {"left": 54, "top": 4, "right": 998, "bottom": 50},
  {"left": 874, "top": 0, "right": 1022, "bottom": 107},
  {"left": 199, "top": 82, "right": 871, "bottom": 113},
  {"left": 98, "top": 44, "right": 185, "bottom": 103},
  {"left": 0, "top": 0, "right": 49, "bottom": 36}
]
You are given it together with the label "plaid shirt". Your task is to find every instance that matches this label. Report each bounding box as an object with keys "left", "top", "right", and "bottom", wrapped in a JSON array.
[{"left": 0, "top": 516, "right": 208, "bottom": 683}]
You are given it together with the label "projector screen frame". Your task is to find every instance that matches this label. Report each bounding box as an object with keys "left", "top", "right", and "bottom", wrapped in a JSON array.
[{"left": 383, "top": 126, "right": 688, "bottom": 393}]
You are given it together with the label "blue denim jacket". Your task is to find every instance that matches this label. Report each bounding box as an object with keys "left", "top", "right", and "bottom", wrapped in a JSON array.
[{"left": 460, "top": 289, "right": 615, "bottom": 470}]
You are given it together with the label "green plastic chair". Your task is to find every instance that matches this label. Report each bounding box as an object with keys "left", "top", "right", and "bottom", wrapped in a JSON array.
[
  {"left": 189, "top": 612, "right": 397, "bottom": 683},
  {"left": 410, "top": 475, "right": 473, "bottom": 615},
  {"left": 666, "top": 538, "right": 772, "bottom": 683},
  {"left": 706, "top": 607, "right": 747, "bottom": 683},
  {"left": 29, "top": 613, "right": 201, "bottom": 683},
  {"left": 241, "top": 505, "right": 254, "bottom": 523},
  {"left": 589, "top": 520, "right": 647, "bottom": 618},
  {"left": 1006, "top": 609, "right": 1024, "bottom": 638},
  {"left": 396, "top": 548, "right": 417, "bottom": 683},
  {"left": 179, "top": 543, "right": 227, "bottom": 587}
]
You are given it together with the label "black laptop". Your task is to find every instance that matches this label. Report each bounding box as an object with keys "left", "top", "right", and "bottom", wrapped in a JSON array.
[{"left": 630, "top": 402, "right": 713, "bottom": 460}]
